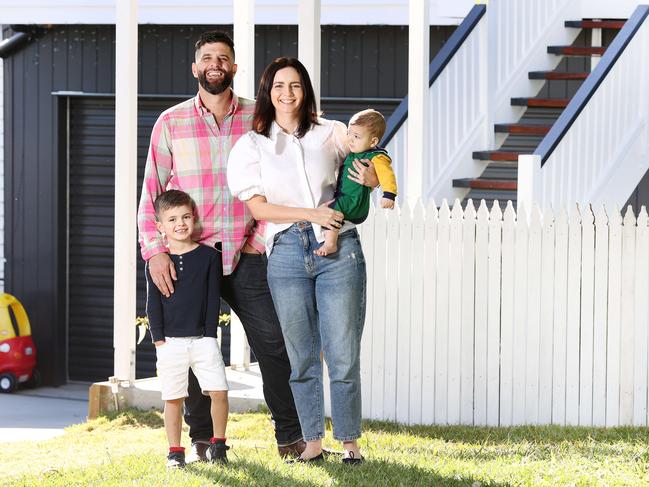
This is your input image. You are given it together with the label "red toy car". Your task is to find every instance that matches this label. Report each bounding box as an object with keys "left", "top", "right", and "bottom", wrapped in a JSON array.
[{"left": 0, "top": 293, "right": 38, "bottom": 393}]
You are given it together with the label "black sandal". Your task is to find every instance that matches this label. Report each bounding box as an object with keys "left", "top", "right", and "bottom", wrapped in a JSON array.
[
  {"left": 342, "top": 451, "right": 364, "bottom": 465},
  {"left": 286, "top": 452, "right": 324, "bottom": 464}
]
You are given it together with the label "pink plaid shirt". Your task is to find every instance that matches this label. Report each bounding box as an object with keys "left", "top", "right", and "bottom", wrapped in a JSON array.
[{"left": 137, "top": 91, "right": 265, "bottom": 275}]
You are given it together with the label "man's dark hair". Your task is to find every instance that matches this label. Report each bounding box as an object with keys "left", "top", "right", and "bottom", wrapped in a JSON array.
[
  {"left": 154, "top": 190, "right": 194, "bottom": 220},
  {"left": 253, "top": 57, "right": 319, "bottom": 139},
  {"left": 194, "top": 30, "right": 235, "bottom": 60}
]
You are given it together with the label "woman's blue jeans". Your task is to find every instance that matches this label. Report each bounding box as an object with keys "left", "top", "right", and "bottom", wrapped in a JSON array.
[{"left": 267, "top": 223, "right": 366, "bottom": 442}]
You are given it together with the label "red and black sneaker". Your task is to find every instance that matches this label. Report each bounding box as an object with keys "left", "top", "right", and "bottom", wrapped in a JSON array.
[{"left": 209, "top": 439, "right": 230, "bottom": 464}]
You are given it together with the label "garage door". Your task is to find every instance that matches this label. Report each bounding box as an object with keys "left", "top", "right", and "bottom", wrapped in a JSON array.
[{"left": 66, "top": 96, "right": 232, "bottom": 381}]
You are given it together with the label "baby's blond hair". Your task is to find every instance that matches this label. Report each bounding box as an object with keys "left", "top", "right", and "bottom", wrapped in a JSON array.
[{"left": 349, "top": 109, "right": 386, "bottom": 141}]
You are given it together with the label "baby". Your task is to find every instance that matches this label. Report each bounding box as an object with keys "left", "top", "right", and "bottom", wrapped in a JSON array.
[{"left": 316, "top": 108, "right": 398, "bottom": 256}]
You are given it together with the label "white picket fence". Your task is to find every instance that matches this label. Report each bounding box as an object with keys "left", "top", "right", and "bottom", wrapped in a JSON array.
[{"left": 358, "top": 199, "right": 649, "bottom": 427}]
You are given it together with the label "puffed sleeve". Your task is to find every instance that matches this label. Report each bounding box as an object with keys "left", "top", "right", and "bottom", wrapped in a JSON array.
[
  {"left": 227, "top": 131, "right": 266, "bottom": 201},
  {"left": 331, "top": 120, "right": 350, "bottom": 163}
]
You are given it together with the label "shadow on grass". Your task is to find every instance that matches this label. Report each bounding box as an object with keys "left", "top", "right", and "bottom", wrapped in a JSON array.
[
  {"left": 362, "top": 419, "right": 649, "bottom": 446},
  {"left": 186, "top": 459, "right": 317, "bottom": 487},
  {"left": 317, "top": 457, "right": 512, "bottom": 487},
  {"left": 101, "top": 408, "right": 164, "bottom": 428},
  {"left": 187, "top": 457, "right": 512, "bottom": 487}
]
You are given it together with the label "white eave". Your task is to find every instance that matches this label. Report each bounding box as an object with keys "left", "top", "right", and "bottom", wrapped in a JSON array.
[{"left": 0, "top": 0, "right": 471, "bottom": 25}]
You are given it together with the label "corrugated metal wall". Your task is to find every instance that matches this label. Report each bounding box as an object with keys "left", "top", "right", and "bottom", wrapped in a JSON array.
[
  {"left": 66, "top": 96, "right": 192, "bottom": 381},
  {"left": 3, "top": 24, "right": 454, "bottom": 385}
]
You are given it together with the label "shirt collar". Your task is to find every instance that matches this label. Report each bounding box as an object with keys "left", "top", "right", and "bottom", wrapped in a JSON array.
[
  {"left": 193, "top": 89, "right": 239, "bottom": 118},
  {"left": 269, "top": 121, "right": 302, "bottom": 143},
  {"left": 269, "top": 121, "right": 284, "bottom": 141}
]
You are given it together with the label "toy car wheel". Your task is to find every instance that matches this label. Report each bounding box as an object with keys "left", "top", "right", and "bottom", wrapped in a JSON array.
[
  {"left": 25, "top": 369, "right": 41, "bottom": 389},
  {"left": 0, "top": 373, "right": 17, "bottom": 393}
]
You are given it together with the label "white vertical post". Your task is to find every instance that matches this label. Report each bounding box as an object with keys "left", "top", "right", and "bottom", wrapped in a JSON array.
[
  {"left": 233, "top": 0, "right": 255, "bottom": 100},
  {"left": 299, "top": 0, "right": 321, "bottom": 110},
  {"left": 591, "top": 24, "right": 602, "bottom": 71},
  {"left": 407, "top": 0, "right": 429, "bottom": 206},
  {"left": 230, "top": 0, "right": 255, "bottom": 370},
  {"left": 482, "top": 2, "right": 495, "bottom": 152},
  {"left": 229, "top": 312, "right": 250, "bottom": 370},
  {"left": 114, "top": 0, "right": 138, "bottom": 383},
  {"left": 517, "top": 155, "right": 542, "bottom": 211}
]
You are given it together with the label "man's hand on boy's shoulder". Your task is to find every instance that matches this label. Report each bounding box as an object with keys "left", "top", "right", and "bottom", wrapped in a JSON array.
[
  {"left": 348, "top": 159, "right": 379, "bottom": 188},
  {"left": 149, "top": 253, "right": 177, "bottom": 297}
]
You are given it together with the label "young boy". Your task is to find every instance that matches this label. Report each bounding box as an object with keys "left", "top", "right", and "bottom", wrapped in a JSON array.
[
  {"left": 145, "top": 189, "right": 230, "bottom": 468},
  {"left": 315, "top": 108, "right": 398, "bottom": 256}
]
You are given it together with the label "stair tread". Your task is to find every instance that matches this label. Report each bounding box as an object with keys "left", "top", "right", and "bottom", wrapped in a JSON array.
[
  {"left": 565, "top": 20, "right": 625, "bottom": 29},
  {"left": 529, "top": 71, "right": 589, "bottom": 80},
  {"left": 453, "top": 178, "right": 518, "bottom": 190},
  {"left": 548, "top": 45, "right": 606, "bottom": 56},
  {"left": 473, "top": 150, "right": 527, "bottom": 161},
  {"left": 511, "top": 97, "right": 570, "bottom": 108},
  {"left": 495, "top": 123, "right": 551, "bottom": 135}
]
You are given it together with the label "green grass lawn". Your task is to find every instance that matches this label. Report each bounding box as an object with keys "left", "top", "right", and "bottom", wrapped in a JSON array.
[{"left": 2, "top": 409, "right": 649, "bottom": 486}]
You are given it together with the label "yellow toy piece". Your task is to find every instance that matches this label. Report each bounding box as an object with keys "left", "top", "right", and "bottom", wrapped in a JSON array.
[
  {"left": 0, "top": 293, "right": 32, "bottom": 339},
  {"left": 0, "top": 293, "right": 38, "bottom": 393}
]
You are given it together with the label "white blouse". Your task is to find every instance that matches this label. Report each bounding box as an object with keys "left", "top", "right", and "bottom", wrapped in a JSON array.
[{"left": 228, "top": 118, "right": 354, "bottom": 252}]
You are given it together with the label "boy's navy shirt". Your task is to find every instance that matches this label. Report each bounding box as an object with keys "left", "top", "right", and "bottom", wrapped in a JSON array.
[{"left": 145, "top": 244, "right": 222, "bottom": 342}]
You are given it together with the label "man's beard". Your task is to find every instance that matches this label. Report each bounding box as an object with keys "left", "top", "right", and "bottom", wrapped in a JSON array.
[{"left": 198, "top": 68, "right": 233, "bottom": 95}]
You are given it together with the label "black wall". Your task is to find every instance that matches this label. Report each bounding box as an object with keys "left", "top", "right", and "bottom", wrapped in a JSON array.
[{"left": 3, "top": 24, "right": 455, "bottom": 385}]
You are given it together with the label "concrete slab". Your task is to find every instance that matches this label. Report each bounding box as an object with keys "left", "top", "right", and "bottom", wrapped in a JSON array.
[
  {"left": 122, "top": 364, "right": 266, "bottom": 413},
  {"left": 0, "top": 383, "right": 89, "bottom": 443}
]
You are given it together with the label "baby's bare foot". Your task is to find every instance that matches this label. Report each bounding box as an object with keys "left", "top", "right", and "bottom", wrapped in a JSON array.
[{"left": 314, "top": 242, "right": 338, "bottom": 256}]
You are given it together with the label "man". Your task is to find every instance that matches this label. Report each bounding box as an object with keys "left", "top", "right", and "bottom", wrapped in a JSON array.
[{"left": 137, "top": 31, "right": 305, "bottom": 460}]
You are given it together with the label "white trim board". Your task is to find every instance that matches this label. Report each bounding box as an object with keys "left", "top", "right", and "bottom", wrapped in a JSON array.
[{"left": 0, "top": 0, "right": 470, "bottom": 25}]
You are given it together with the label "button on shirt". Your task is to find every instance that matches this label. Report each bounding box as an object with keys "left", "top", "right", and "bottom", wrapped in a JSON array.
[
  {"left": 137, "top": 91, "right": 265, "bottom": 275},
  {"left": 145, "top": 245, "right": 221, "bottom": 343},
  {"left": 227, "top": 118, "right": 353, "bottom": 252}
]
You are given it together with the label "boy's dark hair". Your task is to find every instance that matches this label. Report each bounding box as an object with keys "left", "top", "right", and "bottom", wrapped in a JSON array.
[
  {"left": 154, "top": 190, "right": 194, "bottom": 220},
  {"left": 253, "top": 57, "right": 319, "bottom": 139},
  {"left": 349, "top": 109, "right": 386, "bottom": 140},
  {"left": 194, "top": 31, "right": 235, "bottom": 60}
]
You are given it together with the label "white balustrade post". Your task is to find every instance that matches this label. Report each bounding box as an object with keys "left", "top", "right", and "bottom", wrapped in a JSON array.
[
  {"left": 591, "top": 23, "right": 602, "bottom": 71},
  {"left": 517, "top": 154, "right": 542, "bottom": 211},
  {"left": 229, "top": 311, "right": 250, "bottom": 370},
  {"left": 483, "top": 1, "right": 496, "bottom": 151},
  {"left": 407, "top": 0, "right": 429, "bottom": 206},
  {"left": 229, "top": 0, "right": 255, "bottom": 371},
  {"left": 233, "top": 0, "right": 255, "bottom": 100},
  {"left": 113, "top": 0, "right": 138, "bottom": 384},
  {"left": 299, "top": 0, "right": 321, "bottom": 111}
]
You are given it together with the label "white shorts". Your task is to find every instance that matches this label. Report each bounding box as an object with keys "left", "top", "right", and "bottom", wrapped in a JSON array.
[{"left": 156, "top": 336, "right": 229, "bottom": 401}]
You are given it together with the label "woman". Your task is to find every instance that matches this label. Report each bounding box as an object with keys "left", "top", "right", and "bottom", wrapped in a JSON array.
[{"left": 228, "top": 57, "right": 376, "bottom": 463}]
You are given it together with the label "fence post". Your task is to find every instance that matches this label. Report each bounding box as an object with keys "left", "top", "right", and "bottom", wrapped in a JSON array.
[{"left": 517, "top": 155, "right": 542, "bottom": 210}]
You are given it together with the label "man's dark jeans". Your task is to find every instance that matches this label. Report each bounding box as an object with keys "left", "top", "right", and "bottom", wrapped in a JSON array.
[{"left": 184, "top": 252, "right": 302, "bottom": 446}]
